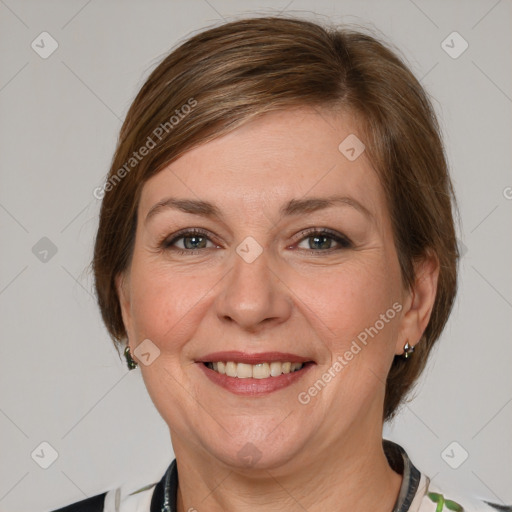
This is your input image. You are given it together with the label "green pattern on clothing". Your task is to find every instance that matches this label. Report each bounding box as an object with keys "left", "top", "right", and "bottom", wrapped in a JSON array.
[{"left": 428, "top": 492, "right": 464, "bottom": 511}]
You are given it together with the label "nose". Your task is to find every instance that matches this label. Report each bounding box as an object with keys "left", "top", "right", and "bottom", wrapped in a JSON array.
[{"left": 214, "top": 248, "right": 293, "bottom": 332}]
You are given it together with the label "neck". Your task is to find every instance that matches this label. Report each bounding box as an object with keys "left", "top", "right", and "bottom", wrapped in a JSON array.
[{"left": 172, "top": 430, "right": 402, "bottom": 512}]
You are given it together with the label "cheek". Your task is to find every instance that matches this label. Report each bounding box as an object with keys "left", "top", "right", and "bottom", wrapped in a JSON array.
[
  {"left": 299, "top": 256, "right": 402, "bottom": 358},
  {"left": 127, "top": 259, "right": 217, "bottom": 350},
  {"left": 295, "top": 259, "right": 402, "bottom": 414}
]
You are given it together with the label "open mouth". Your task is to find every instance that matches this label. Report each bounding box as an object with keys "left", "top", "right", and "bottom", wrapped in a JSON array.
[{"left": 203, "top": 361, "right": 311, "bottom": 379}]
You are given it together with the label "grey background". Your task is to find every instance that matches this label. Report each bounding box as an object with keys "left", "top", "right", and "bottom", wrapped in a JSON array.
[{"left": 0, "top": 0, "right": 510, "bottom": 510}]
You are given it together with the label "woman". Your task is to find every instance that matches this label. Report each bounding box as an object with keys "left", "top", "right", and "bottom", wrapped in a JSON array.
[{"left": 53, "top": 15, "right": 503, "bottom": 512}]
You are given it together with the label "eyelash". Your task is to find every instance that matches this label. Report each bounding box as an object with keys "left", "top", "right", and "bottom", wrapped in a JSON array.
[
  {"left": 159, "top": 227, "right": 352, "bottom": 256},
  {"left": 295, "top": 227, "right": 352, "bottom": 253}
]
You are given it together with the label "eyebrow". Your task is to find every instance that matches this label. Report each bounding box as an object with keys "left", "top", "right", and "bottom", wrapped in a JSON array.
[{"left": 145, "top": 195, "right": 373, "bottom": 224}]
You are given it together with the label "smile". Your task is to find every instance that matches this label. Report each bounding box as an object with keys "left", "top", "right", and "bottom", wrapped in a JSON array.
[
  {"left": 197, "top": 352, "right": 315, "bottom": 396},
  {"left": 204, "top": 361, "right": 304, "bottom": 379}
]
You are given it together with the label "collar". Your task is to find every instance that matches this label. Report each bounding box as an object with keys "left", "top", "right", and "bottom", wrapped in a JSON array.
[
  {"left": 149, "top": 440, "right": 422, "bottom": 512},
  {"left": 383, "top": 440, "right": 422, "bottom": 512}
]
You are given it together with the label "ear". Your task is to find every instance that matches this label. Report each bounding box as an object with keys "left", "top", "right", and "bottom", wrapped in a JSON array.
[
  {"left": 395, "top": 251, "right": 440, "bottom": 356},
  {"left": 115, "top": 272, "right": 134, "bottom": 347}
]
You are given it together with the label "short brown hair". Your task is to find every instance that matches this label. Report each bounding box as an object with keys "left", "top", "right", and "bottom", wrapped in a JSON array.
[{"left": 93, "top": 16, "right": 459, "bottom": 421}]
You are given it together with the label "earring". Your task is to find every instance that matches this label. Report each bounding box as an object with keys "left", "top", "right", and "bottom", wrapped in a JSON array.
[
  {"left": 402, "top": 341, "right": 415, "bottom": 359},
  {"left": 124, "top": 345, "right": 138, "bottom": 370}
]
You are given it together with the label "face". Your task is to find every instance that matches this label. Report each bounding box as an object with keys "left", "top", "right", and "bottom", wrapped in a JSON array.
[{"left": 117, "top": 106, "right": 433, "bottom": 472}]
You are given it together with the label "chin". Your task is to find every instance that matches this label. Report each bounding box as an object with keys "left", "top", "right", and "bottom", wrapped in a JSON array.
[{"left": 200, "top": 424, "right": 309, "bottom": 472}]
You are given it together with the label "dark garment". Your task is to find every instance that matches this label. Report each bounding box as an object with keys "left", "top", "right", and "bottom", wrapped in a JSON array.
[
  {"left": 50, "top": 462, "right": 177, "bottom": 512},
  {"left": 51, "top": 492, "right": 106, "bottom": 512}
]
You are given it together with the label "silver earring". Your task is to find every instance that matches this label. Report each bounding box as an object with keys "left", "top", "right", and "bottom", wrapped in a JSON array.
[{"left": 403, "top": 341, "right": 415, "bottom": 359}]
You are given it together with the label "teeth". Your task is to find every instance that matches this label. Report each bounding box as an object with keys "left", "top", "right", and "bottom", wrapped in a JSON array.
[
  {"left": 270, "top": 361, "right": 282, "bottom": 377},
  {"left": 225, "top": 361, "right": 237, "bottom": 377},
  {"left": 206, "top": 361, "right": 305, "bottom": 378},
  {"left": 252, "top": 363, "right": 270, "bottom": 379},
  {"left": 237, "top": 363, "right": 253, "bottom": 378}
]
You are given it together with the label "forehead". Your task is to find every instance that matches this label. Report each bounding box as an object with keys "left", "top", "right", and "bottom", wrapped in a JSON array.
[{"left": 139, "top": 107, "right": 385, "bottom": 222}]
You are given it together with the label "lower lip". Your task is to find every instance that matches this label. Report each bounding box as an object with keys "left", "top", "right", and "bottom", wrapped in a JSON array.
[{"left": 197, "top": 362, "right": 314, "bottom": 396}]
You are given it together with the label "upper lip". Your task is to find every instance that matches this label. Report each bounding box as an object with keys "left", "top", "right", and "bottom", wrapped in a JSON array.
[{"left": 197, "top": 351, "right": 314, "bottom": 364}]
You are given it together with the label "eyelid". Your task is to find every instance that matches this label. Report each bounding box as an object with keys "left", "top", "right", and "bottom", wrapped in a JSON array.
[
  {"left": 160, "top": 228, "right": 218, "bottom": 249},
  {"left": 293, "top": 227, "right": 352, "bottom": 249},
  {"left": 158, "top": 226, "right": 352, "bottom": 253}
]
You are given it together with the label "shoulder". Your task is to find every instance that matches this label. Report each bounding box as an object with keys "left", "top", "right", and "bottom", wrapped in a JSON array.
[
  {"left": 50, "top": 492, "right": 107, "bottom": 512},
  {"left": 418, "top": 480, "right": 512, "bottom": 512},
  {"left": 50, "top": 460, "right": 174, "bottom": 512},
  {"left": 49, "top": 482, "right": 157, "bottom": 512},
  {"left": 384, "top": 441, "right": 510, "bottom": 512}
]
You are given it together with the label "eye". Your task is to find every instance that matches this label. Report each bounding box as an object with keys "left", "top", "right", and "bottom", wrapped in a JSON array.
[
  {"left": 159, "top": 227, "right": 351, "bottom": 255},
  {"left": 161, "top": 229, "right": 218, "bottom": 253},
  {"left": 295, "top": 228, "right": 352, "bottom": 252}
]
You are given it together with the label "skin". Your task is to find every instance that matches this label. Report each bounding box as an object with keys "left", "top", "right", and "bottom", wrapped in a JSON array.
[{"left": 117, "top": 106, "right": 439, "bottom": 512}]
